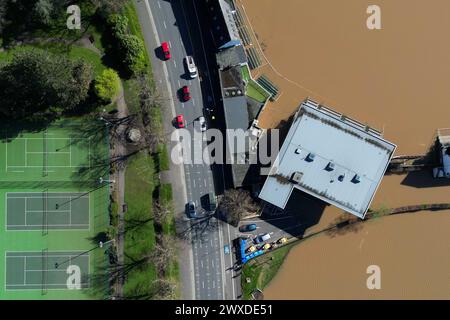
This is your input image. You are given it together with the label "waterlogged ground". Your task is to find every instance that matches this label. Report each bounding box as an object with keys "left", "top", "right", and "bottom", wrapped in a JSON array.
[{"left": 239, "top": 0, "right": 450, "bottom": 298}]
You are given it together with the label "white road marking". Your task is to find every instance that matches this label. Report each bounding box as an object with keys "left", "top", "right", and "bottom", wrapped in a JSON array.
[
  {"left": 169, "top": 40, "right": 172, "bottom": 48},
  {"left": 173, "top": 60, "right": 177, "bottom": 68},
  {"left": 158, "top": 1, "right": 161, "bottom": 9},
  {"left": 181, "top": 103, "right": 185, "bottom": 108},
  {"left": 201, "top": 260, "right": 204, "bottom": 268},
  {"left": 163, "top": 20, "right": 167, "bottom": 29},
  {"left": 178, "top": 80, "right": 181, "bottom": 87},
  {"left": 192, "top": 98, "right": 196, "bottom": 106}
]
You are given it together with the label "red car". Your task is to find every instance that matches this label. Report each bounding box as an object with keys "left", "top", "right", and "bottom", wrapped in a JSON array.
[
  {"left": 161, "top": 42, "right": 171, "bottom": 60},
  {"left": 176, "top": 114, "right": 185, "bottom": 128},
  {"left": 182, "top": 85, "right": 191, "bottom": 101}
]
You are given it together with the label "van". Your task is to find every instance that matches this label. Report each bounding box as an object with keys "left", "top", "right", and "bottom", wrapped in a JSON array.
[{"left": 207, "top": 192, "right": 217, "bottom": 211}]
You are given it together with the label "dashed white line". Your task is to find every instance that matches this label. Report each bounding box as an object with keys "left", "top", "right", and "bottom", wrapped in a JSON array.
[
  {"left": 163, "top": 20, "right": 167, "bottom": 29},
  {"left": 158, "top": 1, "right": 161, "bottom": 9},
  {"left": 192, "top": 98, "right": 196, "bottom": 106},
  {"left": 173, "top": 60, "right": 177, "bottom": 68},
  {"left": 178, "top": 80, "right": 181, "bottom": 87}
]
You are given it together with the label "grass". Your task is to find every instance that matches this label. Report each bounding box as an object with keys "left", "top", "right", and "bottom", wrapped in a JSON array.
[
  {"left": 247, "top": 79, "right": 270, "bottom": 103},
  {"left": 156, "top": 144, "right": 170, "bottom": 172},
  {"left": 241, "top": 243, "right": 294, "bottom": 299},
  {"left": 241, "top": 65, "right": 251, "bottom": 82},
  {"left": 69, "top": 45, "right": 106, "bottom": 76}
]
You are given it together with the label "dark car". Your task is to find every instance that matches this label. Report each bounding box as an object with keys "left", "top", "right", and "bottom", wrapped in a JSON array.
[
  {"left": 187, "top": 201, "right": 197, "bottom": 218},
  {"left": 161, "top": 41, "right": 171, "bottom": 60},
  {"left": 239, "top": 224, "right": 257, "bottom": 232},
  {"left": 182, "top": 85, "right": 191, "bottom": 101}
]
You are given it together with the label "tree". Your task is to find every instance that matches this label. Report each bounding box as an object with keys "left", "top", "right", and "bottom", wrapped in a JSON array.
[
  {"left": 90, "top": 0, "right": 128, "bottom": 15},
  {"left": 0, "top": 48, "right": 93, "bottom": 119},
  {"left": 33, "top": 0, "right": 54, "bottom": 26},
  {"left": 219, "top": 189, "right": 259, "bottom": 226},
  {"left": 94, "top": 68, "right": 120, "bottom": 102},
  {"left": 118, "top": 34, "right": 145, "bottom": 74}
]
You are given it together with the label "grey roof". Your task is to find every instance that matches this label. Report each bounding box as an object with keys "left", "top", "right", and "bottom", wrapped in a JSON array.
[
  {"left": 216, "top": 45, "right": 248, "bottom": 69},
  {"left": 259, "top": 99, "right": 397, "bottom": 218}
]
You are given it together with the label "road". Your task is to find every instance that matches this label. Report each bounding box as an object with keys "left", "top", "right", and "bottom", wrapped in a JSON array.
[{"left": 135, "top": 0, "right": 240, "bottom": 300}]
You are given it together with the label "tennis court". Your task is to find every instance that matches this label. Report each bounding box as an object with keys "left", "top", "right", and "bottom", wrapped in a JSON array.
[
  {"left": 5, "top": 130, "right": 91, "bottom": 176},
  {"left": 0, "top": 122, "right": 111, "bottom": 299},
  {"left": 5, "top": 251, "right": 90, "bottom": 290},
  {"left": 6, "top": 192, "right": 90, "bottom": 231}
]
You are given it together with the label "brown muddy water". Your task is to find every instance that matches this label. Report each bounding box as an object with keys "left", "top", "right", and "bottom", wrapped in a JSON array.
[{"left": 238, "top": 0, "right": 450, "bottom": 298}]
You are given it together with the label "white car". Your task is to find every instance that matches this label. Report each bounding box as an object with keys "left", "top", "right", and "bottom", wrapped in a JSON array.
[
  {"left": 185, "top": 55, "right": 198, "bottom": 78},
  {"left": 198, "top": 116, "right": 207, "bottom": 132}
]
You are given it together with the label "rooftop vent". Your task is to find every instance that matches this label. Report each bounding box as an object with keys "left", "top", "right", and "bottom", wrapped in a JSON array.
[
  {"left": 338, "top": 174, "right": 345, "bottom": 182},
  {"left": 295, "top": 148, "right": 301, "bottom": 154},
  {"left": 352, "top": 174, "right": 361, "bottom": 184},
  {"left": 305, "top": 153, "right": 315, "bottom": 162},
  {"left": 325, "top": 161, "right": 335, "bottom": 171},
  {"left": 290, "top": 171, "right": 303, "bottom": 184}
]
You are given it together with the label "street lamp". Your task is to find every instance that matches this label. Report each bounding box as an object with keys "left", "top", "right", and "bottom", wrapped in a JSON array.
[
  {"left": 99, "top": 177, "right": 116, "bottom": 184},
  {"left": 99, "top": 116, "right": 113, "bottom": 126}
]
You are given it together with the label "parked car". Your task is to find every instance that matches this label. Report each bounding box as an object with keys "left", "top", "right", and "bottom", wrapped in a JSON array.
[
  {"left": 246, "top": 245, "right": 256, "bottom": 253},
  {"left": 253, "top": 233, "right": 271, "bottom": 244},
  {"left": 185, "top": 55, "right": 198, "bottom": 78},
  {"left": 239, "top": 224, "right": 257, "bottom": 232},
  {"left": 277, "top": 237, "right": 288, "bottom": 244},
  {"left": 198, "top": 116, "right": 207, "bottom": 132},
  {"left": 187, "top": 201, "right": 197, "bottom": 218},
  {"left": 182, "top": 85, "right": 191, "bottom": 101},
  {"left": 176, "top": 114, "right": 185, "bottom": 128},
  {"left": 161, "top": 42, "right": 171, "bottom": 60}
]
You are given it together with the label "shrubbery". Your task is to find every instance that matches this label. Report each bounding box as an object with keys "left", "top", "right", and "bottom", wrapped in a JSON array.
[
  {"left": 95, "top": 68, "right": 120, "bottom": 102},
  {"left": 107, "top": 12, "right": 146, "bottom": 76}
]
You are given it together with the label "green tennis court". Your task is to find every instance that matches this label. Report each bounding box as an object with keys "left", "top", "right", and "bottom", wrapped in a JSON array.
[
  {"left": 0, "top": 121, "right": 111, "bottom": 299},
  {"left": 6, "top": 192, "right": 90, "bottom": 231},
  {"left": 5, "top": 251, "right": 90, "bottom": 290}
]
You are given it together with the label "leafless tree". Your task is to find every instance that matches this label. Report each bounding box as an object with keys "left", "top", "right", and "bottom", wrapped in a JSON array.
[{"left": 219, "top": 189, "right": 259, "bottom": 226}]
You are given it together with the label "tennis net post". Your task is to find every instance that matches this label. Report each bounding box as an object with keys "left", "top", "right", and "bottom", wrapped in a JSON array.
[{"left": 41, "top": 248, "right": 48, "bottom": 295}]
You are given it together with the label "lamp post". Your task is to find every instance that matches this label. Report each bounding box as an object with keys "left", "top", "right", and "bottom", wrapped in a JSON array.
[
  {"left": 99, "top": 177, "right": 116, "bottom": 184},
  {"left": 54, "top": 239, "right": 115, "bottom": 269}
]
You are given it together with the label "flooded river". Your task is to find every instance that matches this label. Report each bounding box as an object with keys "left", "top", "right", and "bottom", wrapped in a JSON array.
[{"left": 238, "top": 0, "right": 450, "bottom": 298}]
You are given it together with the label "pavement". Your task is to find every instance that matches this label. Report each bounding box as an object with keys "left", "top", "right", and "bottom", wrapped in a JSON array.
[{"left": 134, "top": 0, "right": 241, "bottom": 300}]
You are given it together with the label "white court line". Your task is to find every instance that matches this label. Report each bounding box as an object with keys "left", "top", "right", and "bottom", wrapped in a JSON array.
[{"left": 25, "top": 152, "right": 70, "bottom": 154}]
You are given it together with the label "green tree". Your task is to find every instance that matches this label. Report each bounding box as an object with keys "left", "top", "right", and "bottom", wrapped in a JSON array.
[
  {"left": 118, "top": 34, "right": 145, "bottom": 74},
  {"left": 33, "top": 0, "right": 54, "bottom": 26},
  {"left": 0, "top": 48, "right": 93, "bottom": 119},
  {"left": 95, "top": 68, "right": 120, "bottom": 102},
  {"left": 107, "top": 13, "right": 128, "bottom": 36}
]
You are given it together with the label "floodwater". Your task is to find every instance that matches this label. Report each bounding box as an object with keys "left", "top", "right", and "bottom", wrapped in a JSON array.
[{"left": 238, "top": 0, "right": 450, "bottom": 298}]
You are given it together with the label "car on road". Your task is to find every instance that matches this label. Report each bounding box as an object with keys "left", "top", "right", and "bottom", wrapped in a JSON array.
[
  {"left": 185, "top": 55, "right": 198, "bottom": 78},
  {"left": 187, "top": 201, "right": 197, "bottom": 218},
  {"left": 161, "top": 42, "right": 171, "bottom": 60},
  {"left": 239, "top": 224, "right": 257, "bottom": 232},
  {"left": 176, "top": 114, "right": 185, "bottom": 128},
  {"left": 198, "top": 116, "right": 206, "bottom": 132},
  {"left": 182, "top": 85, "right": 191, "bottom": 101},
  {"left": 253, "top": 233, "right": 271, "bottom": 244}
]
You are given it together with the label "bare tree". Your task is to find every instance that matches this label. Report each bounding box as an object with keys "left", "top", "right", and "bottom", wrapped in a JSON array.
[{"left": 219, "top": 189, "right": 259, "bottom": 226}]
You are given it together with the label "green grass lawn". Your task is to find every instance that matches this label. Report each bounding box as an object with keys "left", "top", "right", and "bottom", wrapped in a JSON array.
[
  {"left": 69, "top": 45, "right": 106, "bottom": 76},
  {"left": 246, "top": 79, "right": 270, "bottom": 103},
  {"left": 123, "top": 151, "right": 158, "bottom": 297},
  {"left": 241, "top": 244, "right": 294, "bottom": 299}
]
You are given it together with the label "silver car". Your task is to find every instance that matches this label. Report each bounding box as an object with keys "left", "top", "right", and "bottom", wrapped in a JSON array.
[
  {"left": 185, "top": 55, "right": 198, "bottom": 78},
  {"left": 198, "top": 116, "right": 207, "bottom": 132}
]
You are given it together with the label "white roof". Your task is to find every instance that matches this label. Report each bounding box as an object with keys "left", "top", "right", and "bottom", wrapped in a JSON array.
[{"left": 259, "top": 99, "right": 396, "bottom": 218}]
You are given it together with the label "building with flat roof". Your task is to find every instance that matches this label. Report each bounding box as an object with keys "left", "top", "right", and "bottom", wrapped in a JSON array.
[
  {"left": 203, "top": 0, "right": 241, "bottom": 49},
  {"left": 259, "top": 99, "right": 397, "bottom": 218}
]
